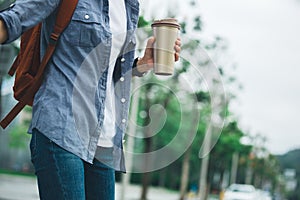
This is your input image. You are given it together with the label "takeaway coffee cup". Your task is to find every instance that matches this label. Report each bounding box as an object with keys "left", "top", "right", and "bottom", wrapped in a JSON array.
[{"left": 151, "top": 18, "right": 180, "bottom": 76}]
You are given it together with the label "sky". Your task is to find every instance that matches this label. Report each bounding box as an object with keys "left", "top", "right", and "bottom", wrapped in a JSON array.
[{"left": 140, "top": 0, "right": 300, "bottom": 155}]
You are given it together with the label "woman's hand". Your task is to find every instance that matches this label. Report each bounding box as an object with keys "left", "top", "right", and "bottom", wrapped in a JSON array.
[{"left": 136, "top": 36, "right": 181, "bottom": 74}]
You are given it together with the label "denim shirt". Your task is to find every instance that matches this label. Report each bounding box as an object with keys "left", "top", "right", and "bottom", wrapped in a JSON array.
[{"left": 0, "top": 0, "right": 139, "bottom": 172}]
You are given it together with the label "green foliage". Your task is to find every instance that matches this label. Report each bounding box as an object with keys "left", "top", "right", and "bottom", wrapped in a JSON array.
[
  {"left": 193, "top": 16, "right": 202, "bottom": 31},
  {"left": 277, "top": 149, "right": 300, "bottom": 199},
  {"left": 138, "top": 16, "right": 150, "bottom": 28},
  {"left": 277, "top": 149, "right": 300, "bottom": 172},
  {"left": 8, "top": 106, "right": 32, "bottom": 149},
  {"left": 180, "top": 22, "right": 187, "bottom": 34},
  {"left": 9, "top": 123, "right": 30, "bottom": 149},
  {"left": 181, "top": 39, "right": 200, "bottom": 53},
  {"left": 0, "top": 0, "right": 15, "bottom": 10},
  {"left": 210, "top": 121, "right": 246, "bottom": 167},
  {"left": 195, "top": 91, "right": 210, "bottom": 103}
]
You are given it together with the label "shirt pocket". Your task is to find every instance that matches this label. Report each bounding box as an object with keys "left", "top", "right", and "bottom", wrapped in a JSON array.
[{"left": 64, "top": 9, "right": 106, "bottom": 47}]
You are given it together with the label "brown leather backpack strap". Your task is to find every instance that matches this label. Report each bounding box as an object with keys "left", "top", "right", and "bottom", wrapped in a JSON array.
[
  {"left": 0, "top": 102, "right": 27, "bottom": 129},
  {"left": 40, "top": 0, "right": 78, "bottom": 66},
  {"left": 56, "top": 0, "right": 78, "bottom": 29},
  {"left": 50, "top": 0, "right": 78, "bottom": 44},
  {"left": 35, "top": 0, "right": 78, "bottom": 87},
  {"left": 8, "top": 55, "right": 20, "bottom": 76}
]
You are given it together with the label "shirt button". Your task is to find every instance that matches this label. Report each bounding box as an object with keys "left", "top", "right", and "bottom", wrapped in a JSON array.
[
  {"left": 85, "top": 14, "right": 90, "bottom": 20},
  {"left": 122, "top": 119, "right": 126, "bottom": 123},
  {"left": 121, "top": 58, "right": 126, "bottom": 62},
  {"left": 121, "top": 98, "right": 126, "bottom": 103},
  {"left": 120, "top": 77, "right": 125, "bottom": 82}
]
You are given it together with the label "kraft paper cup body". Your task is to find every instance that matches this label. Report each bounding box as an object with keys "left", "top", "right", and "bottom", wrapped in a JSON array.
[{"left": 152, "top": 19, "right": 180, "bottom": 76}]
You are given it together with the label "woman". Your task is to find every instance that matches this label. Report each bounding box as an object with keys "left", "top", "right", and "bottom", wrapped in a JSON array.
[{"left": 0, "top": 0, "right": 181, "bottom": 199}]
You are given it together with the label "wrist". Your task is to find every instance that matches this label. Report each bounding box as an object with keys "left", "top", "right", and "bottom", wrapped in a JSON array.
[
  {"left": 132, "top": 57, "right": 146, "bottom": 77},
  {"left": 136, "top": 57, "right": 144, "bottom": 69}
]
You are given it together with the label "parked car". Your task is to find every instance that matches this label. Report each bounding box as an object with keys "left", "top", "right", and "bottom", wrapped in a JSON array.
[{"left": 223, "top": 184, "right": 257, "bottom": 200}]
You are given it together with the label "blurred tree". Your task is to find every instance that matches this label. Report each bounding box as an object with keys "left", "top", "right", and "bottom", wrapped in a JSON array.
[
  {"left": 208, "top": 121, "right": 248, "bottom": 191},
  {"left": 138, "top": 69, "right": 197, "bottom": 200},
  {"left": 193, "top": 16, "right": 202, "bottom": 31},
  {"left": 179, "top": 91, "right": 210, "bottom": 200},
  {"left": 8, "top": 106, "right": 32, "bottom": 149},
  {"left": 128, "top": 2, "right": 246, "bottom": 200},
  {"left": 136, "top": 16, "right": 235, "bottom": 200}
]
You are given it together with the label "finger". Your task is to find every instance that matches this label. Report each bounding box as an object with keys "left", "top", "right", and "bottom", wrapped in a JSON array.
[
  {"left": 175, "top": 52, "right": 180, "bottom": 61},
  {"left": 147, "top": 36, "right": 156, "bottom": 48},
  {"left": 174, "top": 45, "right": 181, "bottom": 53},
  {"left": 175, "top": 38, "right": 181, "bottom": 46}
]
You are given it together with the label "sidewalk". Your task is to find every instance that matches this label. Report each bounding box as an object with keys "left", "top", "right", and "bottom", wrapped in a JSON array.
[
  {"left": 0, "top": 174, "right": 39, "bottom": 200},
  {"left": 0, "top": 174, "right": 220, "bottom": 200},
  {"left": 0, "top": 174, "right": 179, "bottom": 200}
]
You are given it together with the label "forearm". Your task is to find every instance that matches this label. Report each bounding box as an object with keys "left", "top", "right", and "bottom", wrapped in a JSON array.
[
  {"left": 0, "top": 19, "right": 8, "bottom": 44},
  {"left": 0, "top": 0, "right": 60, "bottom": 43}
]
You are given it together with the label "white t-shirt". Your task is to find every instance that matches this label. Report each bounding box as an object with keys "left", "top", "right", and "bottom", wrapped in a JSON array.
[{"left": 97, "top": 0, "right": 127, "bottom": 147}]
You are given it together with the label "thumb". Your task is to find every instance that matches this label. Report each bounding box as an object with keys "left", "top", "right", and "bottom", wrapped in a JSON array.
[{"left": 144, "top": 36, "right": 155, "bottom": 59}]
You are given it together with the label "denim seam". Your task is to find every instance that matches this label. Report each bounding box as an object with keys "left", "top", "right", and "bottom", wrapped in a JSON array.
[
  {"left": 51, "top": 142, "right": 67, "bottom": 200},
  {"left": 30, "top": 131, "right": 37, "bottom": 166}
]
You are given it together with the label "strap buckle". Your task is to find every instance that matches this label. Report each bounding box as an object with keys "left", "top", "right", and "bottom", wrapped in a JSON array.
[{"left": 49, "top": 33, "right": 59, "bottom": 45}]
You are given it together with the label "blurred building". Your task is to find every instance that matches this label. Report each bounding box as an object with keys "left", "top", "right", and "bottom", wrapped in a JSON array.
[{"left": 283, "top": 169, "right": 297, "bottom": 192}]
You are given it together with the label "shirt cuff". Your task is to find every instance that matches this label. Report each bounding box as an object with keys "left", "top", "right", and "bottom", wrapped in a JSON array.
[{"left": 0, "top": 5, "right": 22, "bottom": 44}]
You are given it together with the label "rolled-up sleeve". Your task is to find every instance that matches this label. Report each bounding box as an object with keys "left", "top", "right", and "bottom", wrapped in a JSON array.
[{"left": 0, "top": 0, "right": 61, "bottom": 43}]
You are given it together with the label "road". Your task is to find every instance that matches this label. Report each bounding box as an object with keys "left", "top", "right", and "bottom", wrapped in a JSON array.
[{"left": 0, "top": 174, "right": 180, "bottom": 200}]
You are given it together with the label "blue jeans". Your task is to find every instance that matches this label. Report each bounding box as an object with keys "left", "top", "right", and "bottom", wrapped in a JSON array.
[{"left": 30, "top": 129, "right": 115, "bottom": 200}]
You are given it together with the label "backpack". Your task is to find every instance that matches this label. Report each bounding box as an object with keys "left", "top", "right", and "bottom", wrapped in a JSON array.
[{"left": 0, "top": 0, "right": 78, "bottom": 129}]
